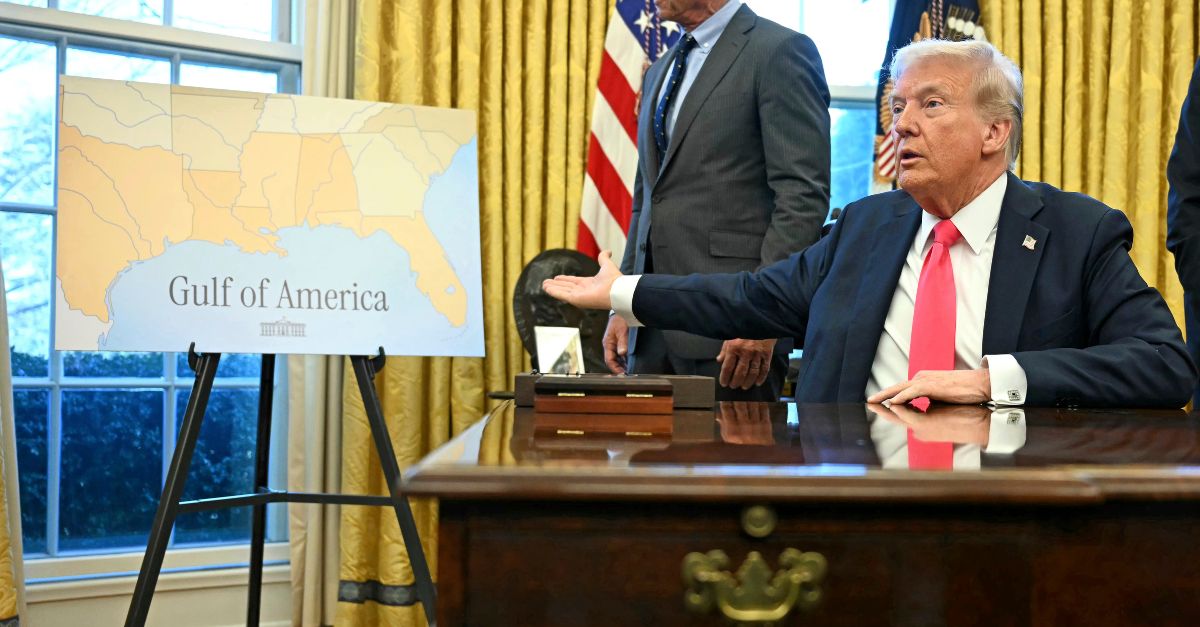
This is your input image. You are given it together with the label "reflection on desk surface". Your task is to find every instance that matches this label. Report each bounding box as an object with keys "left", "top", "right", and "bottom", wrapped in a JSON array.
[{"left": 453, "top": 401, "right": 1200, "bottom": 471}]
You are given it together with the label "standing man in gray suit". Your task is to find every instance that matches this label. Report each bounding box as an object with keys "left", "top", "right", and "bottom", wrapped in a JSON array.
[{"left": 607, "top": 0, "right": 831, "bottom": 400}]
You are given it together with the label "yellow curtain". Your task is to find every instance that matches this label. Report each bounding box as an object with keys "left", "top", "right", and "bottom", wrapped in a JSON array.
[
  {"left": 981, "top": 0, "right": 1200, "bottom": 327},
  {"left": 0, "top": 258, "right": 25, "bottom": 623},
  {"left": 340, "top": 1, "right": 609, "bottom": 624}
]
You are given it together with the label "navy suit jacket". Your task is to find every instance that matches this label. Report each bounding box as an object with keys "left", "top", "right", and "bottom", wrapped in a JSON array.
[
  {"left": 633, "top": 173, "right": 1196, "bottom": 407},
  {"left": 1166, "top": 56, "right": 1200, "bottom": 404},
  {"left": 1168, "top": 57, "right": 1200, "bottom": 293}
]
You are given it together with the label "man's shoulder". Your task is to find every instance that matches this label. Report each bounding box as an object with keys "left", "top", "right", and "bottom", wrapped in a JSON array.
[
  {"left": 832, "top": 188, "right": 914, "bottom": 232},
  {"left": 844, "top": 188, "right": 912, "bottom": 214},
  {"left": 744, "top": 11, "right": 816, "bottom": 51},
  {"left": 1018, "top": 178, "right": 1119, "bottom": 226}
]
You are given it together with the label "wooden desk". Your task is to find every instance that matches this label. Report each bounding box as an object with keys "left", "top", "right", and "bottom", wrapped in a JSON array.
[{"left": 404, "top": 402, "right": 1200, "bottom": 626}]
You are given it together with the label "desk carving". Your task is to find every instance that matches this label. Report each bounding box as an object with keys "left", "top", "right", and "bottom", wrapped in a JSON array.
[{"left": 682, "top": 548, "right": 827, "bottom": 626}]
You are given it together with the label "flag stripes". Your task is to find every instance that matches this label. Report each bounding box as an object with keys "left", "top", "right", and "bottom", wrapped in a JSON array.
[{"left": 577, "top": 1, "right": 680, "bottom": 260}]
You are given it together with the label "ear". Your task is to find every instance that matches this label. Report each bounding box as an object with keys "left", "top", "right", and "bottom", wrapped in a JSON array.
[{"left": 981, "top": 117, "right": 1013, "bottom": 159}]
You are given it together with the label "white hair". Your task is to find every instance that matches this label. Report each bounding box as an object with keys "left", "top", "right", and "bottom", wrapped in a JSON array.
[{"left": 890, "top": 39, "right": 1024, "bottom": 169}]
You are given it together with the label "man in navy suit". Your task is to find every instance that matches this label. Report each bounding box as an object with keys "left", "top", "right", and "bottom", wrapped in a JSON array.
[
  {"left": 545, "top": 39, "right": 1194, "bottom": 408},
  {"left": 1167, "top": 57, "right": 1200, "bottom": 406}
]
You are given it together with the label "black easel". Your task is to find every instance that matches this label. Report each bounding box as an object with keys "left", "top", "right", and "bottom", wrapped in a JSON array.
[{"left": 124, "top": 345, "right": 437, "bottom": 627}]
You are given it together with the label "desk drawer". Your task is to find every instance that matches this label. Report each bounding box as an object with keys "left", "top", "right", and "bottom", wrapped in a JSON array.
[{"left": 436, "top": 500, "right": 1200, "bottom": 627}]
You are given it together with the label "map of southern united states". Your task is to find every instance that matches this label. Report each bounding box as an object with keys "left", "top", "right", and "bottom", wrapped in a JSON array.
[{"left": 56, "top": 77, "right": 473, "bottom": 328}]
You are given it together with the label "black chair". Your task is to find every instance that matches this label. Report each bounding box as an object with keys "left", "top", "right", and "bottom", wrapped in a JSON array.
[{"left": 512, "top": 248, "right": 609, "bottom": 372}]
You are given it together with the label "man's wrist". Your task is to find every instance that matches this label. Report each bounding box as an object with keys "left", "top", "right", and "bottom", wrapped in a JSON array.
[
  {"left": 610, "top": 275, "right": 644, "bottom": 327},
  {"left": 982, "top": 354, "right": 1028, "bottom": 405}
]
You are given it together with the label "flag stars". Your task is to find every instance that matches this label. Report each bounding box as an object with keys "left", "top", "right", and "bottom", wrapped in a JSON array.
[
  {"left": 661, "top": 21, "right": 680, "bottom": 36},
  {"left": 634, "top": 10, "right": 654, "bottom": 33}
]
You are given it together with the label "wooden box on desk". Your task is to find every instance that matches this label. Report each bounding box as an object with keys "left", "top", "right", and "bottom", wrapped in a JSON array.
[
  {"left": 515, "top": 372, "right": 714, "bottom": 409},
  {"left": 534, "top": 374, "right": 673, "bottom": 415}
]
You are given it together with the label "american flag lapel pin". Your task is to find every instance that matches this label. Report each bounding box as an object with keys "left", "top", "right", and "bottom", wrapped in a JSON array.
[{"left": 1022, "top": 235, "right": 1037, "bottom": 251}]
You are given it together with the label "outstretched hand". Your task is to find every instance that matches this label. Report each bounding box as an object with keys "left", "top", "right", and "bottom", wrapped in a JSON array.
[{"left": 541, "top": 250, "right": 624, "bottom": 310}]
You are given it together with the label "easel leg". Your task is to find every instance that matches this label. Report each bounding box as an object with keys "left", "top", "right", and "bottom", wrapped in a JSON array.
[
  {"left": 351, "top": 354, "right": 438, "bottom": 627},
  {"left": 125, "top": 350, "right": 222, "bottom": 627},
  {"left": 246, "top": 353, "right": 276, "bottom": 626}
]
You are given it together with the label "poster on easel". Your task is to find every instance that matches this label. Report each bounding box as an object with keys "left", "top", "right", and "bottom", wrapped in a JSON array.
[{"left": 54, "top": 76, "right": 483, "bottom": 356}]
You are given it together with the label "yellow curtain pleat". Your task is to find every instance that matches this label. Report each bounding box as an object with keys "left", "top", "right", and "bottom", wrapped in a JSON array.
[
  {"left": 342, "top": 1, "right": 610, "bottom": 625},
  {"left": 981, "top": 0, "right": 1199, "bottom": 331},
  {"left": 0, "top": 258, "right": 22, "bottom": 623},
  {"left": 1084, "top": 1, "right": 1112, "bottom": 195},
  {"left": 1020, "top": 0, "right": 1043, "bottom": 179},
  {"left": 1060, "top": 0, "right": 1084, "bottom": 192},
  {"left": 1041, "top": 0, "right": 1063, "bottom": 186}
]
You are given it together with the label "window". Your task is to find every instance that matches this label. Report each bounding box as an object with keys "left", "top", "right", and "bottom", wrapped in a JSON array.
[
  {"left": 0, "top": 0, "right": 298, "bottom": 564},
  {"left": 744, "top": 0, "right": 895, "bottom": 211}
]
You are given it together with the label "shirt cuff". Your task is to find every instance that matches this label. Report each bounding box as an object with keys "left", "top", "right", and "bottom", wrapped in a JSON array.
[
  {"left": 610, "top": 275, "right": 644, "bottom": 327},
  {"left": 985, "top": 408, "right": 1027, "bottom": 454},
  {"left": 983, "top": 353, "right": 1027, "bottom": 405}
]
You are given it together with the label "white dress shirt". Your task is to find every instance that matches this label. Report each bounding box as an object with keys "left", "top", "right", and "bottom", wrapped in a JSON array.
[{"left": 611, "top": 173, "right": 1029, "bottom": 405}]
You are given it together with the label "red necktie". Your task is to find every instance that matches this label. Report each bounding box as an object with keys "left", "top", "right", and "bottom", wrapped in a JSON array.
[{"left": 906, "top": 219, "right": 961, "bottom": 469}]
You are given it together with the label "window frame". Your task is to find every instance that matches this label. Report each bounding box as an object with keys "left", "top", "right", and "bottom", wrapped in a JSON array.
[{"left": 0, "top": 0, "right": 298, "bottom": 577}]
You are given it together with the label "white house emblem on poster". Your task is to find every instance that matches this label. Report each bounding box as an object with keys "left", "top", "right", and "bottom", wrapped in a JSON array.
[{"left": 54, "top": 76, "right": 483, "bottom": 356}]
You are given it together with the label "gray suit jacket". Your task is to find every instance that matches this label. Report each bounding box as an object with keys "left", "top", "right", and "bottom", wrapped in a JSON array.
[{"left": 621, "top": 3, "right": 831, "bottom": 360}]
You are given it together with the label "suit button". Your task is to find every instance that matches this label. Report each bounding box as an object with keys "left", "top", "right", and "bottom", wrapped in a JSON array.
[{"left": 652, "top": 195, "right": 663, "bottom": 203}]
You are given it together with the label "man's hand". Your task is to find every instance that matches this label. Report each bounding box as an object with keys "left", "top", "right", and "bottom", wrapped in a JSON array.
[
  {"left": 716, "top": 338, "right": 776, "bottom": 390},
  {"left": 866, "top": 368, "right": 991, "bottom": 406},
  {"left": 541, "top": 250, "right": 623, "bottom": 310},
  {"left": 603, "top": 315, "right": 630, "bottom": 374},
  {"left": 716, "top": 401, "right": 776, "bottom": 445}
]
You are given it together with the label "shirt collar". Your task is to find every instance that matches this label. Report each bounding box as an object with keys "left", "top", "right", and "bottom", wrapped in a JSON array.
[
  {"left": 915, "top": 173, "right": 1007, "bottom": 256},
  {"left": 686, "top": 0, "right": 741, "bottom": 51}
]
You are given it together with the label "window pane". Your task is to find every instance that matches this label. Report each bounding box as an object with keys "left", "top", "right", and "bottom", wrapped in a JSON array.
[
  {"left": 65, "top": 47, "right": 170, "bottom": 84},
  {"left": 802, "top": 0, "right": 892, "bottom": 86},
  {"left": 173, "top": 388, "right": 258, "bottom": 544},
  {"left": 179, "top": 62, "right": 278, "bottom": 93},
  {"left": 59, "top": 389, "right": 162, "bottom": 551},
  {"left": 0, "top": 36, "right": 56, "bottom": 206},
  {"left": 63, "top": 351, "right": 161, "bottom": 377},
  {"left": 173, "top": 0, "right": 276, "bottom": 42},
  {"left": 1, "top": 0, "right": 48, "bottom": 6},
  {"left": 57, "top": 0, "right": 164, "bottom": 24},
  {"left": 14, "top": 389, "right": 48, "bottom": 555},
  {"left": 1, "top": 211, "right": 52, "bottom": 377},
  {"left": 176, "top": 352, "right": 262, "bottom": 379},
  {"left": 830, "top": 105, "right": 875, "bottom": 212}
]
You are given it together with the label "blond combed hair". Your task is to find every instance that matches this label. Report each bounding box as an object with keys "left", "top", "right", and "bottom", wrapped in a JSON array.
[{"left": 890, "top": 39, "right": 1024, "bottom": 169}]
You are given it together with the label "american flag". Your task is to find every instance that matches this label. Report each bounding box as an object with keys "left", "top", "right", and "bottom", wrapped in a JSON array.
[{"left": 577, "top": 0, "right": 682, "bottom": 260}]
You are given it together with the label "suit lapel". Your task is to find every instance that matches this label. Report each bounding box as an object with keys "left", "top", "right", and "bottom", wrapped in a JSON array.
[
  {"left": 837, "top": 198, "right": 923, "bottom": 399},
  {"left": 657, "top": 5, "right": 753, "bottom": 179},
  {"left": 639, "top": 57, "right": 671, "bottom": 182},
  {"left": 982, "top": 173, "right": 1048, "bottom": 355}
]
